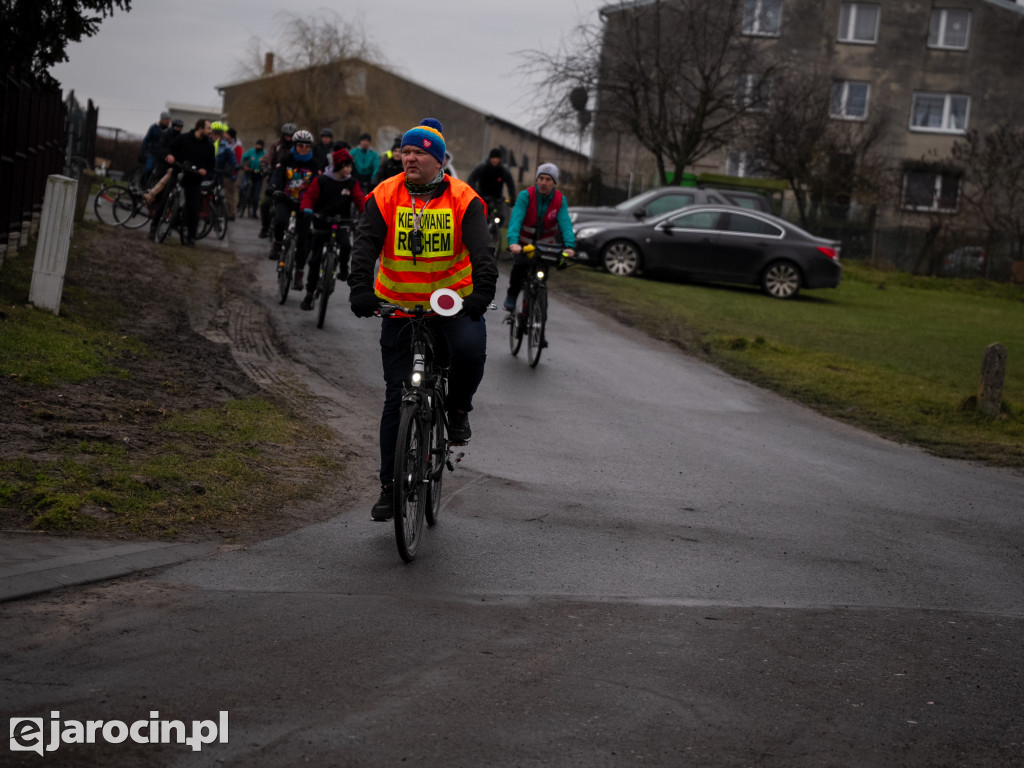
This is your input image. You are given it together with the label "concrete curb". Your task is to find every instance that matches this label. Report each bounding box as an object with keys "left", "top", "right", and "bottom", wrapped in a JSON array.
[{"left": 0, "top": 538, "right": 218, "bottom": 603}]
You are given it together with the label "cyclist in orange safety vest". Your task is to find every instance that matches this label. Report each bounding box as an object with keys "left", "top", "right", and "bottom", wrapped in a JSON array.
[{"left": 349, "top": 118, "right": 497, "bottom": 522}]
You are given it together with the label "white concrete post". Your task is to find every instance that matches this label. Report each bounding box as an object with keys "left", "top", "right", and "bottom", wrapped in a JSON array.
[{"left": 29, "top": 174, "right": 78, "bottom": 315}]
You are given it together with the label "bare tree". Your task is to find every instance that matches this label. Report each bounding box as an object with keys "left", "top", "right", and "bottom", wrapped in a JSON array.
[
  {"left": 522, "top": 0, "right": 770, "bottom": 185},
  {"left": 949, "top": 125, "right": 1024, "bottom": 271},
  {"left": 741, "top": 67, "right": 893, "bottom": 229},
  {"left": 231, "top": 12, "right": 382, "bottom": 137}
]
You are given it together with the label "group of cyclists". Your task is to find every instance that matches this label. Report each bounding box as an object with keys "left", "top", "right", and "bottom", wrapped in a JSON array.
[{"left": 146, "top": 112, "right": 578, "bottom": 523}]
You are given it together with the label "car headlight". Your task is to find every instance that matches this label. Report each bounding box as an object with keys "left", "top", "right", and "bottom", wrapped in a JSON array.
[{"left": 576, "top": 227, "right": 602, "bottom": 240}]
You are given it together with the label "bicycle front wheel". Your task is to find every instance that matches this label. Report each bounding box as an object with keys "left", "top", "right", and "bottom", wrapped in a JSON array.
[
  {"left": 156, "top": 196, "right": 179, "bottom": 243},
  {"left": 508, "top": 292, "right": 525, "bottom": 356},
  {"left": 277, "top": 237, "right": 295, "bottom": 305},
  {"left": 527, "top": 287, "right": 547, "bottom": 368},
  {"left": 93, "top": 184, "right": 126, "bottom": 226},
  {"left": 394, "top": 403, "right": 428, "bottom": 562},
  {"left": 425, "top": 393, "right": 447, "bottom": 526},
  {"left": 316, "top": 246, "right": 336, "bottom": 329}
]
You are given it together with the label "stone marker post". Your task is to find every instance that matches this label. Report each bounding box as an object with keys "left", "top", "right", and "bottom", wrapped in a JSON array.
[
  {"left": 29, "top": 175, "right": 78, "bottom": 315},
  {"left": 976, "top": 342, "right": 1007, "bottom": 418}
]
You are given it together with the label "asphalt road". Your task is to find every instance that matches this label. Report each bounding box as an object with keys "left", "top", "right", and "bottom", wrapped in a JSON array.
[{"left": 1, "top": 221, "right": 1022, "bottom": 767}]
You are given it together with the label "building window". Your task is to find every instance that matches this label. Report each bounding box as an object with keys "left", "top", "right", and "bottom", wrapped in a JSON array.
[
  {"left": 910, "top": 92, "right": 970, "bottom": 133},
  {"left": 735, "top": 75, "right": 771, "bottom": 111},
  {"left": 929, "top": 9, "right": 971, "bottom": 50},
  {"left": 901, "top": 168, "right": 960, "bottom": 212},
  {"left": 838, "top": 3, "right": 880, "bottom": 44},
  {"left": 742, "top": 0, "right": 782, "bottom": 36},
  {"left": 727, "top": 151, "right": 766, "bottom": 178},
  {"left": 830, "top": 81, "right": 870, "bottom": 120}
]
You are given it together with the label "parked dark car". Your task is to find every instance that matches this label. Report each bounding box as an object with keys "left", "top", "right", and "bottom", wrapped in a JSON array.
[
  {"left": 571, "top": 186, "right": 770, "bottom": 226},
  {"left": 573, "top": 205, "right": 842, "bottom": 299}
]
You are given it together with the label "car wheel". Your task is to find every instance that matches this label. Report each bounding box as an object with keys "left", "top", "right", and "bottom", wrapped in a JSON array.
[
  {"left": 602, "top": 240, "right": 641, "bottom": 277},
  {"left": 761, "top": 260, "right": 801, "bottom": 299}
]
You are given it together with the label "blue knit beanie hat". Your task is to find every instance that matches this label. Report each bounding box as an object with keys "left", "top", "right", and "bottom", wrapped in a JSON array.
[{"left": 401, "top": 118, "right": 446, "bottom": 165}]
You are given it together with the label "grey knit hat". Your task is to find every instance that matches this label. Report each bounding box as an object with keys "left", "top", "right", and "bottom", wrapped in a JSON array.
[{"left": 536, "top": 163, "right": 559, "bottom": 183}]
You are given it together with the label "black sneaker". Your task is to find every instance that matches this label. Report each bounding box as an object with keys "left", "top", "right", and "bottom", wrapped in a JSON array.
[
  {"left": 448, "top": 411, "right": 471, "bottom": 444},
  {"left": 300, "top": 293, "right": 314, "bottom": 311},
  {"left": 371, "top": 485, "right": 394, "bottom": 521}
]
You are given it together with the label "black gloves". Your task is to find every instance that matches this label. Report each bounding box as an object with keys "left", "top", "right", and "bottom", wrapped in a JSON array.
[
  {"left": 462, "top": 293, "right": 490, "bottom": 321},
  {"left": 350, "top": 291, "right": 379, "bottom": 318}
]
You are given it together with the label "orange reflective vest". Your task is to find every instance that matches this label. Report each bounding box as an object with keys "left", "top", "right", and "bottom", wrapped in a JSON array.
[{"left": 371, "top": 173, "right": 483, "bottom": 310}]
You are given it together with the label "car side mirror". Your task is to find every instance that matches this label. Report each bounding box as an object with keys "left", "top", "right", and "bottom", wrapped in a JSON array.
[
  {"left": 634, "top": 209, "right": 646, "bottom": 219},
  {"left": 658, "top": 220, "right": 674, "bottom": 232}
]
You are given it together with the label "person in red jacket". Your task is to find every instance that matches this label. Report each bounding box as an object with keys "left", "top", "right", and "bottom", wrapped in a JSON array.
[{"left": 299, "top": 148, "right": 366, "bottom": 311}]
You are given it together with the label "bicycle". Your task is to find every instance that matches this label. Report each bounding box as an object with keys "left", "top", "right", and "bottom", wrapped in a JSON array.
[
  {"left": 196, "top": 178, "right": 228, "bottom": 241},
  {"left": 237, "top": 170, "right": 262, "bottom": 218},
  {"left": 484, "top": 196, "right": 506, "bottom": 255},
  {"left": 309, "top": 213, "right": 355, "bottom": 329},
  {"left": 507, "top": 243, "right": 573, "bottom": 367},
  {"left": 376, "top": 294, "right": 465, "bottom": 562},
  {"left": 275, "top": 203, "right": 299, "bottom": 305},
  {"left": 154, "top": 164, "right": 197, "bottom": 244}
]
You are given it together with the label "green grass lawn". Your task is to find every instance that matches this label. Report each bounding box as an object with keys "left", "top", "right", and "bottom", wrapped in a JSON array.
[{"left": 556, "top": 261, "right": 1024, "bottom": 466}]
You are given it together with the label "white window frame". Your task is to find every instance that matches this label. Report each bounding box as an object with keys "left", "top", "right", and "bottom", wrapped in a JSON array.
[
  {"left": 742, "top": 0, "right": 782, "bottom": 37},
  {"left": 909, "top": 92, "right": 970, "bottom": 134},
  {"left": 838, "top": 3, "right": 880, "bottom": 44},
  {"left": 726, "top": 151, "right": 765, "bottom": 179},
  {"left": 928, "top": 9, "right": 971, "bottom": 50},
  {"left": 735, "top": 74, "right": 771, "bottom": 112},
  {"left": 830, "top": 81, "right": 870, "bottom": 120},
  {"left": 901, "top": 169, "right": 960, "bottom": 213}
]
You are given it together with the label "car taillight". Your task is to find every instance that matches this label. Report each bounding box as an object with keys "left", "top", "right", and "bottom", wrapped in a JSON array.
[{"left": 817, "top": 246, "right": 839, "bottom": 260}]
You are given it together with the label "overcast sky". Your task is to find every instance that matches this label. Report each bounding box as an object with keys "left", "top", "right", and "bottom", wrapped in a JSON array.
[{"left": 50, "top": 0, "right": 606, "bottom": 151}]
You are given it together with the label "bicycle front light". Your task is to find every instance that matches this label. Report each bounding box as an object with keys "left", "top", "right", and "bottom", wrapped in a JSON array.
[
  {"left": 412, "top": 372, "right": 423, "bottom": 385},
  {"left": 536, "top": 270, "right": 546, "bottom": 280}
]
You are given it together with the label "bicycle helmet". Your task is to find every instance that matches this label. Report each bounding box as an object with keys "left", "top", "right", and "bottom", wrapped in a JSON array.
[
  {"left": 171, "top": 118, "right": 184, "bottom": 128},
  {"left": 292, "top": 129, "right": 314, "bottom": 145},
  {"left": 210, "top": 121, "right": 227, "bottom": 132},
  {"left": 281, "top": 122, "right": 298, "bottom": 136},
  {"left": 320, "top": 127, "right": 333, "bottom": 138}
]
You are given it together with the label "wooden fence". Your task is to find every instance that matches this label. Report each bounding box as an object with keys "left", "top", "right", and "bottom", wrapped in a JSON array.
[{"left": 0, "top": 77, "right": 92, "bottom": 261}]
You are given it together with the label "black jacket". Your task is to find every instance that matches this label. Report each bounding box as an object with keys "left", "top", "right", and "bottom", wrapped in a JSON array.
[
  {"left": 167, "top": 131, "right": 215, "bottom": 182},
  {"left": 467, "top": 161, "right": 516, "bottom": 202}
]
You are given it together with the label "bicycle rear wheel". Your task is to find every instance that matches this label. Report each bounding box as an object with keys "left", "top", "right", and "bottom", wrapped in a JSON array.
[
  {"left": 527, "top": 287, "right": 547, "bottom": 368},
  {"left": 93, "top": 184, "right": 126, "bottom": 226},
  {"left": 213, "top": 199, "right": 228, "bottom": 240},
  {"left": 508, "top": 292, "right": 525, "bottom": 355},
  {"left": 277, "top": 237, "right": 294, "bottom": 305},
  {"left": 394, "top": 403, "right": 428, "bottom": 562},
  {"left": 113, "top": 188, "right": 150, "bottom": 229},
  {"left": 156, "top": 196, "right": 179, "bottom": 243},
  {"left": 316, "top": 246, "right": 336, "bottom": 329},
  {"left": 196, "top": 196, "right": 214, "bottom": 240},
  {"left": 424, "top": 393, "right": 446, "bottom": 527}
]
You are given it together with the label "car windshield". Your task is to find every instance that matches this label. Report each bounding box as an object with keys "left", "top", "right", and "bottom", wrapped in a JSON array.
[{"left": 613, "top": 188, "right": 663, "bottom": 211}]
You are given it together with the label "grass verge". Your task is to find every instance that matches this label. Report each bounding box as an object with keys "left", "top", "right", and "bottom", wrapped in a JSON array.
[
  {"left": 556, "top": 260, "right": 1024, "bottom": 467},
  {"left": 1, "top": 224, "right": 344, "bottom": 539}
]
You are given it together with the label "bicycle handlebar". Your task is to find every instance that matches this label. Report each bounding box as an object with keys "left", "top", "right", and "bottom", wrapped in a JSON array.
[
  {"left": 374, "top": 300, "right": 498, "bottom": 319},
  {"left": 520, "top": 243, "right": 574, "bottom": 263}
]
